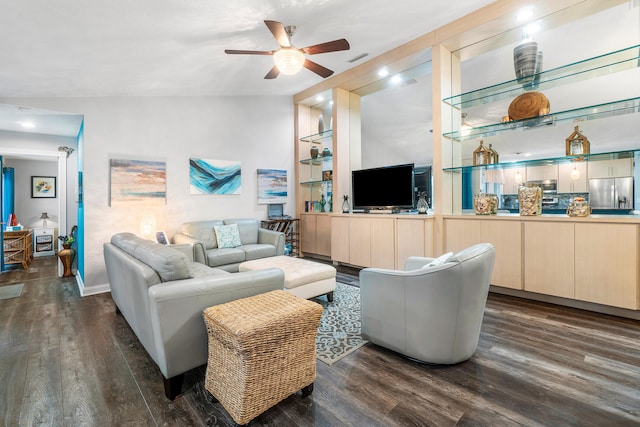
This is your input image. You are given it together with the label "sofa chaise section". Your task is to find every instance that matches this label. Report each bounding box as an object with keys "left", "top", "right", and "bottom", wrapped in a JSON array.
[{"left": 103, "top": 232, "right": 285, "bottom": 400}]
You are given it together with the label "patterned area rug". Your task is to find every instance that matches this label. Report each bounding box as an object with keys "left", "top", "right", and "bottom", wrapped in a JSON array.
[
  {"left": 0, "top": 283, "right": 24, "bottom": 300},
  {"left": 313, "top": 282, "right": 368, "bottom": 365}
]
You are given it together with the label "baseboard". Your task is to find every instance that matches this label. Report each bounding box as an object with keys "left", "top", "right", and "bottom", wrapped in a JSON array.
[
  {"left": 490, "top": 285, "right": 640, "bottom": 320},
  {"left": 79, "top": 279, "right": 111, "bottom": 297}
]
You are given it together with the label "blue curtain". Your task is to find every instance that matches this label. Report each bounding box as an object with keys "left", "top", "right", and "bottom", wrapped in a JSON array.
[{"left": 2, "top": 167, "right": 15, "bottom": 231}]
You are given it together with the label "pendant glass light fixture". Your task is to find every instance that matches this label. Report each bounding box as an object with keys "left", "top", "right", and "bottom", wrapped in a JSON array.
[
  {"left": 570, "top": 165, "right": 581, "bottom": 180},
  {"left": 273, "top": 48, "right": 305, "bottom": 75},
  {"left": 514, "top": 170, "right": 523, "bottom": 184}
]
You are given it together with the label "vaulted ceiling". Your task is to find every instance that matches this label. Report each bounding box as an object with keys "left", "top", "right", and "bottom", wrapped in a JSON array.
[{"left": 0, "top": 0, "right": 494, "bottom": 99}]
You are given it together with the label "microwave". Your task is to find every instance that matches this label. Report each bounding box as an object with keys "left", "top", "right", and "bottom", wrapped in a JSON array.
[{"left": 529, "top": 179, "right": 557, "bottom": 193}]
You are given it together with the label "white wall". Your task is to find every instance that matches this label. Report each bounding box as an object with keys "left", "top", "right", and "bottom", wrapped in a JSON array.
[{"left": 0, "top": 96, "right": 294, "bottom": 293}]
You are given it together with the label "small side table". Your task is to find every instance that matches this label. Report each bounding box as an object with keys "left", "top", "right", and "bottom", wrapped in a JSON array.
[{"left": 58, "top": 246, "right": 75, "bottom": 277}]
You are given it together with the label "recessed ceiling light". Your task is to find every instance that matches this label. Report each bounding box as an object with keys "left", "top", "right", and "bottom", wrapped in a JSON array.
[
  {"left": 315, "top": 95, "right": 324, "bottom": 102},
  {"left": 523, "top": 22, "right": 541, "bottom": 36},
  {"left": 516, "top": 7, "right": 535, "bottom": 22},
  {"left": 378, "top": 68, "right": 389, "bottom": 77},
  {"left": 391, "top": 75, "right": 402, "bottom": 84},
  {"left": 18, "top": 121, "right": 35, "bottom": 129}
]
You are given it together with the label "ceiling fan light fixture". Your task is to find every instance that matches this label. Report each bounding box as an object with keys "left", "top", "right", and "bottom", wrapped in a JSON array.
[{"left": 273, "top": 48, "right": 305, "bottom": 75}]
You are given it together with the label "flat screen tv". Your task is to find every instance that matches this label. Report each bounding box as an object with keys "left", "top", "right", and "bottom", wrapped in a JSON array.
[{"left": 352, "top": 163, "right": 415, "bottom": 211}]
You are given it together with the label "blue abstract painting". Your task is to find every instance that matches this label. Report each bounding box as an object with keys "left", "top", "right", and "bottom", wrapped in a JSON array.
[
  {"left": 109, "top": 159, "right": 166, "bottom": 206},
  {"left": 190, "top": 158, "right": 241, "bottom": 195},
  {"left": 257, "top": 169, "right": 287, "bottom": 204}
]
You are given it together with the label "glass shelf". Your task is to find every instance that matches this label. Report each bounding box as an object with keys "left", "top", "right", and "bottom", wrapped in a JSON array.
[
  {"left": 443, "top": 149, "right": 637, "bottom": 173},
  {"left": 443, "top": 44, "right": 640, "bottom": 109},
  {"left": 443, "top": 97, "right": 640, "bottom": 141},
  {"left": 300, "top": 180, "right": 332, "bottom": 186},
  {"left": 299, "top": 155, "right": 333, "bottom": 165},
  {"left": 300, "top": 129, "right": 333, "bottom": 143}
]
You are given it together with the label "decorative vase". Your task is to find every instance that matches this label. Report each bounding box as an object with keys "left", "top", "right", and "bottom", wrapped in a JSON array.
[
  {"left": 322, "top": 147, "right": 331, "bottom": 157},
  {"left": 513, "top": 39, "right": 539, "bottom": 85},
  {"left": 473, "top": 193, "right": 498, "bottom": 215},
  {"left": 320, "top": 194, "right": 326, "bottom": 212},
  {"left": 310, "top": 146, "right": 319, "bottom": 159},
  {"left": 342, "top": 195, "right": 351, "bottom": 213},
  {"left": 518, "top": 183, "right": 543, "bottom": 216},
  {"left": 417, "top": 192, "right": 429, "bottom": 214},
  {"left": 58, "top": 248, "right": 75, "bottom": 277}
]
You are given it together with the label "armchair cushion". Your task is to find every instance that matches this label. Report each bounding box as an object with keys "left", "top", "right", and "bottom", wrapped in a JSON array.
[
  {"left": 207, "top": 247, "right": 246, "bottom": 267},
  {"left": 242, "top": 244, "right": 278, "bottom": 261},
  {"left": 425, "top": 252, "right": 453, "bottom": 267},
  {"left": 224, "top": 218, "right": 259, "bottom": 245},
  {"left": 181, "top": 220, "right": 223, "bottom": 249},
  {"left": 111, "top": 232, "right": 193, "bottom": 282},
  {"left": 214, "top": 224, "right": 242, "bottom": 248}
]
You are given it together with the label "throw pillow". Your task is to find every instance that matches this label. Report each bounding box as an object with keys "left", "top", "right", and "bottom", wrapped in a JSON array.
[
  {"left": 425, "top": 251, "right": 453, "bottom": 268},
  {"left": 214, "top": 224, "right": 242, "bottom": 248}
]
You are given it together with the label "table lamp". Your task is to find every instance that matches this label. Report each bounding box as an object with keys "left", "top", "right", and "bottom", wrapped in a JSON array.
[{"left": 40, "top": 212, "right": 50, "bottom": 227}]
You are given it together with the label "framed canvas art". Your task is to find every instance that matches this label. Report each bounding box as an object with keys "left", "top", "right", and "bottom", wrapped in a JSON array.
[
  {"left": 109, "top": 159, "right": 167, "bottom": 206},
  {"left": 257, "top": 169, "right": 287, "bottom": 204},
  {"left": 190, "top": 158, "right": 242, "bottom": 195},
  {"left": 31, "top": 176, "right": 56, "bottom": 198},
  {"left": 155, "top": 231, "right": 169, "bottom": 245}
]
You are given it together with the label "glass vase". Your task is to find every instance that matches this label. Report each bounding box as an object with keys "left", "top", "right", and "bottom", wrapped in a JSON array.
[
  {"left": 342, "top": 195, "right": 350, "bottom": 213},
  {"left": 417, "top": 193, "right": 429, "bottom": 214}
]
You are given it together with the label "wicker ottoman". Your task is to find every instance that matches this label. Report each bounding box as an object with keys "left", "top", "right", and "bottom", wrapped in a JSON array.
[{"left": 203, "top": 290, "right": 323, "bottom": 425}]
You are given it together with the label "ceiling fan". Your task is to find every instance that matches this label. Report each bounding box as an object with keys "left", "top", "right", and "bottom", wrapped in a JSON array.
[{"left": 224, "top": 20, "right": 350, "bottom": 79}]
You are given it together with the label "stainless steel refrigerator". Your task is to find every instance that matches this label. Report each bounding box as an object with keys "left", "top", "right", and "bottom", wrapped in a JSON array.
[{"left": 589, "top": 177, "right": 634, "bottom": 210}]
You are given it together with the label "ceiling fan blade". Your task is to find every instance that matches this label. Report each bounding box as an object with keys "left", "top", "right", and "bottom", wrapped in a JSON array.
[
  {"left": 264, "top": 20, "right": 291, "bottom": 48},
  {"left": 304, "top": 59, "right": 334, "bottom": 78},
  {"left": 302, "top": 39, "right": 350, "bottom": 55},
  {"left": 264, "top": 65, "right": 280, "bottom": 79},
  {"left": 224, "top": 49, "right": 274, "bottom": 55}
]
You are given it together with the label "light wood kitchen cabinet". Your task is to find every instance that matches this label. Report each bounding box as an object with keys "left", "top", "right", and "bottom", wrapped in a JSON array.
[
  {"left": 300, "top": 214, "right": 331, "bottom": 257},
  {"left": 524, "top": 222, "right": 575, "bottom": 299},
  {"left": 558, "top": 162, "right": 588, "bottom": 193},
  {"left": 370, "top": 218, "right": 395, "bottom": 269},
  {"left": 331, "top": 215, "right": 433, "bottom": 269},
  {"left": 481, "top": 220, "right": 523, "bottom": 290},
  {"left": 445, "top": 218, "right": 523, "bottom": 290},
  {"left": 330, "top": 216, "right": 350, "bottom": 263},
  {"left": 526, "top": 164, "right": 558, "bottom": 181},
  {"left": 502, "top": 167, "right": 526, "bottom": 194},
  {"left": 574, "top": 223, "right": 639, "bottom": 309},
  {"left": 588, "top": 158, "right": 633, "bottom": 178},
  {"left": 348, "top": 218, "right": 371, "bottom": 267},
  {"left": 445, "top": 219, "right": 481, "bottom": 253},
  {"left": 396, "top": 218, "right": 434, "bottom": 267},
  {"left": 348, "top": 217, "right": 395, "bottom": 269}
]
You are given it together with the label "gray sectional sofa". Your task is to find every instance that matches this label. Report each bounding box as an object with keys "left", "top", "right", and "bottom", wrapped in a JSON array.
[
  {"left": 173, "top": 218, "right": 285, "bottom": 272},
  {"left": 103, "top": 232, "right": 284, "bottom": 400}
]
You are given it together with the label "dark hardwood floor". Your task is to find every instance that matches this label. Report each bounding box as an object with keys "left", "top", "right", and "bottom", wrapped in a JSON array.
[{"left": 1, "top": 256, "right": 639, "bottom": 426}]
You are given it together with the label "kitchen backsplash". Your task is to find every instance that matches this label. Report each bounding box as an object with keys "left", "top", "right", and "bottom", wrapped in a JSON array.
[{"left": 501, "top": 193, "right": 589, "bottom": 210}]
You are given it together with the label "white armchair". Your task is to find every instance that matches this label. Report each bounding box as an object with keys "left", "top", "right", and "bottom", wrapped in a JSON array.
[{"left": 359, "top": 243, "right": 496, "bottom": 364}]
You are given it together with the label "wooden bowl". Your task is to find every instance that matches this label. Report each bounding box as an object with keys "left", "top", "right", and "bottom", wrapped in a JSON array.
[{"left": 508, "top": 92, "right": 550, "bottom": 121}]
